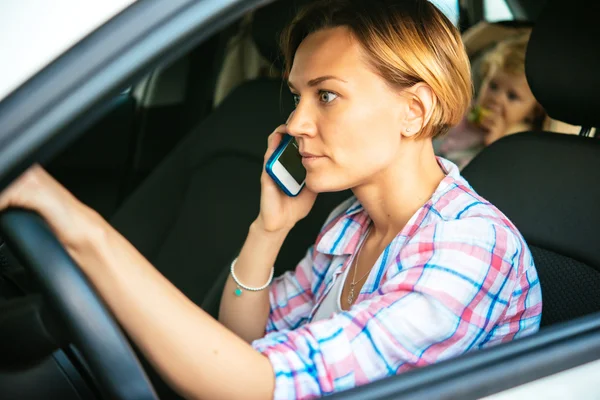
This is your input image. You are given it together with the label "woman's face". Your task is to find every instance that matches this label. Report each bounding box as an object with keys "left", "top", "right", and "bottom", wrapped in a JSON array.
[{"left": 286, "top": 27, "right": 409, "bottom": 193}]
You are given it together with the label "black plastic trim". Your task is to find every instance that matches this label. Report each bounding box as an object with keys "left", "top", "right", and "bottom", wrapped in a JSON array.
[
  {"left": 579, "top": 126, "right": 592, "bottom": 137},
  {"left": 53, "top": 350, "right": 98, "bottom": 400},
  {"left": 0, "top": 0, "right": 264, "bottom": 189},
  {"left": 0, "top": 295, "right": 60, "bottom": 368}
]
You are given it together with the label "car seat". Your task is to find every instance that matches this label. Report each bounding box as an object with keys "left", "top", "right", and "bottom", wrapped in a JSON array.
[{"left": 461, "top": 0, "right": 600, "bottom": 328}]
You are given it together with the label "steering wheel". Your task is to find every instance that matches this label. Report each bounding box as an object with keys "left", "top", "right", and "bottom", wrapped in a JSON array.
[{"left": 0, "top": 209, "right": 158, "bottom": 400}]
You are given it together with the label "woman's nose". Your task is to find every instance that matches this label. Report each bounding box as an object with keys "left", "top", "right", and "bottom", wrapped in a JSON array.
[
  {"left": 286, "top": 110, "right": 295, "bottom": 124},
  {"left": 286, "top": 106, "right": 317, "bottom": 138}
]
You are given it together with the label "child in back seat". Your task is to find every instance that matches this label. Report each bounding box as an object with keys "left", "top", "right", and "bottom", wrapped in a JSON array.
[{"left": 436, "top": 33, "right": 546, "bottom": 169}]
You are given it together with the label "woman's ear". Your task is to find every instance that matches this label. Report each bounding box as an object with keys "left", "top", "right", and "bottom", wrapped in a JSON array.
[{"left": 402, "top": 83, "right": 435, "bottom": 138}]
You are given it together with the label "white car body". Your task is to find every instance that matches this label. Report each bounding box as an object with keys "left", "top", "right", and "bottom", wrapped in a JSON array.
[{"left": 0, "top": 0, "right": 134, "bottom": 102}]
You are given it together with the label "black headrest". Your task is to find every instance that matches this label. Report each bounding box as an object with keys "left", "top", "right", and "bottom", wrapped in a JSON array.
[
  {"left": 252, "top": 0, "right": 313, "bottom": 71},
  {"left": 526, "top": 0, "right": 600, "bottom": 128}
]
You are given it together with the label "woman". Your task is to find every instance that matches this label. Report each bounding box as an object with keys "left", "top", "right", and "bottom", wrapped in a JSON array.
[{"left": 0, "top": 0, "right": 542, "bottom": 399}]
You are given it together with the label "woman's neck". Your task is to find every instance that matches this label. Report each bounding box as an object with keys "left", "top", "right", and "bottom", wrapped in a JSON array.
[{"left": 352, "top": 138, "right": 445, "bottom": 242}]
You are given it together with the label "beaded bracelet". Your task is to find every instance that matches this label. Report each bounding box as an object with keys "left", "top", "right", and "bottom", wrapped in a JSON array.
[{"left": 230, "top": 257, "right": 274, "bottom": 296}]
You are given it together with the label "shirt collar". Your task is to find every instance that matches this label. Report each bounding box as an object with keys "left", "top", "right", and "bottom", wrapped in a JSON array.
[
  {"left": 314, "top": 157, "right": 464, "bottom": 257},
  {"left": 433, "top": 156, "right": 472, "bottom": 202},
  {"left": 315, "top": 197, "right": 368, "bottom": 256}
]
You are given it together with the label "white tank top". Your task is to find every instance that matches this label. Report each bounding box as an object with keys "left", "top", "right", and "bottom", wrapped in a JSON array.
[{"left": 311, "top": 265, "right": 350, "bottom": 322}]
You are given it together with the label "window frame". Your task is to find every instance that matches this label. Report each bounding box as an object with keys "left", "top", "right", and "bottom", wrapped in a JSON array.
[{"left": 0, "top": 0, "right": 597, "bottom": 398}]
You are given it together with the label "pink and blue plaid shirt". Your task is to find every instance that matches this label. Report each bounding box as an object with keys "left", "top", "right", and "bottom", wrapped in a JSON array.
[{"left": 252, "top": 158, "right": 542, "bottom": 399}]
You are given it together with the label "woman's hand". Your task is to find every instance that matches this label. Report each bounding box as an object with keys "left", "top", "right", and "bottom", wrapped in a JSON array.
[
  {"left": 0, "top": 165, "right": 98, "bottom": 250},
  {"left": 255, "top": 121, "right": 317, "bottom": 233}
]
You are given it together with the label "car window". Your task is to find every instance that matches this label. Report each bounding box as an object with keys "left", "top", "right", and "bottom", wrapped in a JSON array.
[
  {"left": 0, "top": 0, "right": 135, "bottom": 103},
  {"left": 429, "top": 0, "right": 460, "bottom": 26},
  {"left": 483, "top": 0, "right": 514, "bottom": 21}
]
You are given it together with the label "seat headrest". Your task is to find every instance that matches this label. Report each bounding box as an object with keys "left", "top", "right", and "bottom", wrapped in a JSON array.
[
  {"left": 526, "top": 0, "right": 600, "bottom": 128},
  {"left": 252, "top": 0, "right": 313, "bottom": 71}
]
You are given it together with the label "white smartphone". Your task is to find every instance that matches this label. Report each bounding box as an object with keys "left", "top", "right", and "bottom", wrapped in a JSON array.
[{"left": 265, "top": 134, "right": 306, "bottom": 196}]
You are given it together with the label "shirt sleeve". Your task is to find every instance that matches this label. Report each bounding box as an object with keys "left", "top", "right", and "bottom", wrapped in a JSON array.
[
  {"left": 252, "top": 218, "right": 540, "bottom": 400},
  {"left": 264, "top": 245, "right": 317, "bottom": 334}
]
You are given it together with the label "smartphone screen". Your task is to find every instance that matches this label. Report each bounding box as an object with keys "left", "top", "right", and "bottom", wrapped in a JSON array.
[{"left": 278, "top": 138, "right": 306, "bottom": 184}]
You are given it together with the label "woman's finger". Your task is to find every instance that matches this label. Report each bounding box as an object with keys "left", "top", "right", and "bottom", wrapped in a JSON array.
[
  {"left": 0, "top": 167, "right": 31, "bottom": 211},
  {"left": 267, "top": 131, "right": 283, "bottom": 151},
  {"left": 264, "top": 125, "right": 289, "bottom": 163}
]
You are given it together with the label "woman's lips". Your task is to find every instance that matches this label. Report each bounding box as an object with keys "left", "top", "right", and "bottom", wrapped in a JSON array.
[{"left": 299, "top": 152, "right": 325, "bottom": 166}]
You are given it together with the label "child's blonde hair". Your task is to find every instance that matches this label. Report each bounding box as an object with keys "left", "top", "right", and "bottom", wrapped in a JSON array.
[
  {"left": 481, "top": 32, "right": 530, "bottom": 79},
  {"left": 481, "top": 32, "right": 546, "bottom": 128}
]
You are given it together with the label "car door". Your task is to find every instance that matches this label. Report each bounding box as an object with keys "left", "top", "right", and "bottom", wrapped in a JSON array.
[
  {"left": 329, "top": 313, "right": 600, "bottom": 399},
  {"left": 1, "top": 0, "right": 599, "bottom": 399}
]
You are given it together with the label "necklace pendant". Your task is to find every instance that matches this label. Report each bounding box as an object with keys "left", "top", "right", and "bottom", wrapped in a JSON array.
[{"left": 347, "top": 284, "right": 355, "bottom": 305}]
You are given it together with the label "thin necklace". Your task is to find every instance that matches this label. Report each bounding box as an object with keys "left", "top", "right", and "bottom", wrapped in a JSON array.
[{"left": 347, "top": 225, "right": 373, "bottom": 306}]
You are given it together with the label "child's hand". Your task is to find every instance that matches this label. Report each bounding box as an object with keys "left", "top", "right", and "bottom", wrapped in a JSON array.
[
  {"left": 467, "top": 105, "right": 492, "bottom": 125},
  {"left": 479, "top": 110, "right": 507, "bottom": 145}
]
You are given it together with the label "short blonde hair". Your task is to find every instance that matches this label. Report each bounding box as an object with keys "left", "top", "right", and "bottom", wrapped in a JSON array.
[
  {"left": 280, "top": 0, "right": 473, "bottom": 138},
  {"left": 481, "top": 32, "right": 531, "bottom": 78}
]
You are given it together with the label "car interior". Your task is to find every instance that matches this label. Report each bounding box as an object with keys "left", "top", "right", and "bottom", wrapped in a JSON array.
[
  {"left": 461, "top": 0, "right": 600, "bottom": 327},
  {"left": 1, "top": 0, "right": 600, "bottom": 398}
]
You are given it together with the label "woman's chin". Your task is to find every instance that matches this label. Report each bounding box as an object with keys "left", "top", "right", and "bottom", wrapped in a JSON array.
[{"left": 305, "top": 173, "right": 351, "bottom": 193}]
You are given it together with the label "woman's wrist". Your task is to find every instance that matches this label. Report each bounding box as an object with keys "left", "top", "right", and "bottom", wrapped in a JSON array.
[
  {"left": 251, "top": 217, "right": 294, "bottom": 237},
  {"left": 63, "top": 204, "right": 111, "bottom": 266},
  {"left": 234, "top": 220, "right": 290, "bottom": 274}
]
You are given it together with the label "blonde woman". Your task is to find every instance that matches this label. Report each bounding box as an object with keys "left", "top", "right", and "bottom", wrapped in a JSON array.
[{"left": 0, "top": 0, "right": 542, "bottom": 399}]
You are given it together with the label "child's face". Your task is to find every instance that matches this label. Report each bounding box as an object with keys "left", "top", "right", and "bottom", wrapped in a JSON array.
[{"left": 477, "top": 70, "right": 538, "bottom": 129}]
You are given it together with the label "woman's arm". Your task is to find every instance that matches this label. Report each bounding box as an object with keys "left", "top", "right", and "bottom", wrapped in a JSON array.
[
  {"left": 0, "top": 166, "right": 275, "bottom": 400},
  {"left": 0, "top": 120, "right": 317, "bottom": 399},
  {"left": 218, "top": 220, "right": 290, "bottom": 343},
  {"left": 219, "top": 124, "right": 317, "bottom": 342},
  {"left": 77, "top": 215, "right": 275, "bottom": 400}
]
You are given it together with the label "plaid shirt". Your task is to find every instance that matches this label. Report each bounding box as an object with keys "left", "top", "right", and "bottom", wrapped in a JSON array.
[{"left": 252, "top": 158, "right": 542, "bottom": 399}]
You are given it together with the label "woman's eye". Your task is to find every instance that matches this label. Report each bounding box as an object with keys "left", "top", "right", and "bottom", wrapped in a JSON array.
[
  {"left": 319, "top": 91, "right": 338, "bottom": 104},
  {"left": 508, "top": 92, "right": 520, "bottom": 101},
  {"left": 292, "top": 94, "right": 300, "bottom": 107},
  {"left": 489, "top": 81, "right": 498, "bottom": 91}
]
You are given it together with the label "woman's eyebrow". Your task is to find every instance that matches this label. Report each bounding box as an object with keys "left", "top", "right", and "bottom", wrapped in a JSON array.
[{"left": 287, "top": 75, "right": 348, "bottom": 90}]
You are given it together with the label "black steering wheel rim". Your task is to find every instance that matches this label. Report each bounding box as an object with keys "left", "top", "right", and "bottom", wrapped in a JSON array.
[{"left": 0, "top": 209, "right": 158, "bottom": 400}]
